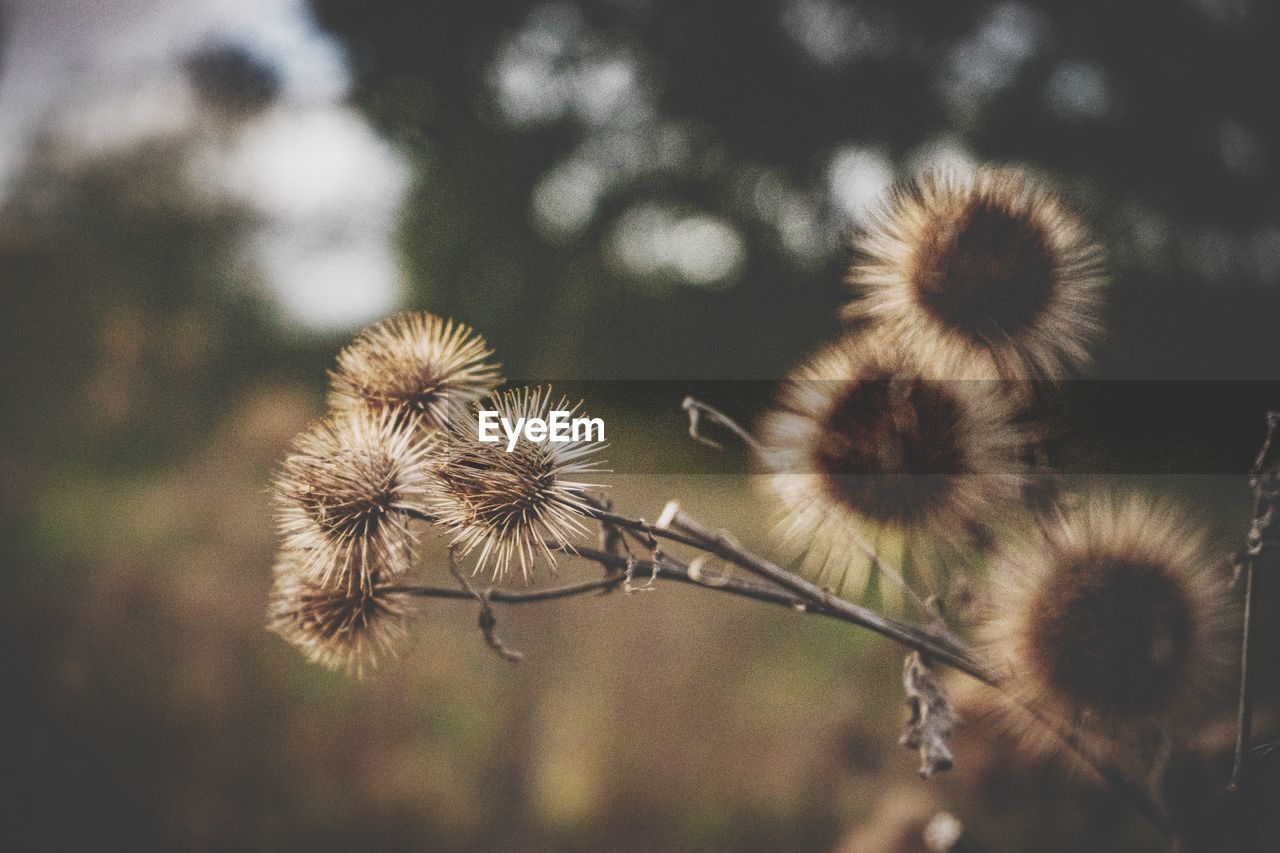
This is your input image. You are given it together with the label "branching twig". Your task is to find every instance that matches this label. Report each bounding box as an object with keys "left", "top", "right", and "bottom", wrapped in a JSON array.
[
  {"left": 395, "top": 538, "right": 985, "bottom": 678},
  {"left": 595, "top": 496, "right": 626, "bottom": 560},
  {"left": 402, "top": 506, "right": 1171, "bottom": 838},
  {"left": 386, "top": 573, "right": 625, "bottom": 603},
  {"left": 682, "top": 396, "right": 764, "bottom": 454},
  {"left": 647, "top": 501, "right": 1169, "bottom": 833},
  {"left": 654, "top": 501, "right": 992, "bottom": 679},
  {"left": 409, "top": 465, "right": 1171, "bottom": 833},
  {"left": 447, "top": 548, "right": 523, "bottom": 663},
  {"left": 578, "top": 502, "right": 709, "bottom": 551},
  {"left": 394, "top": 546, "right": 859, "bottom": 620}
]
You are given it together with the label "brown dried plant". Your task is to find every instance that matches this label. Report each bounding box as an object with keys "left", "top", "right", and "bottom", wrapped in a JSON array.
[
  {"left": 264, "top": 171, "right": 1270, "bottom": 851},
  {"left": 844, "top": 166, "right": 1107, "bottom": 380},
  {"left": 426, "top": 386, "right": 605, "bottom": 583},
  {"left": 328, "top": 311, "right": 502, "bottom": 430},
  {"left": 756, "top": 330, "right": 1028, "bottom": 597}
]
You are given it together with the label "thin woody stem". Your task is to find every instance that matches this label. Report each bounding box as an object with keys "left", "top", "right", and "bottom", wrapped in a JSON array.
[
  {"left": 1230, "top": 556, "right": 1261, "bottom": 793},
  {"left": 404, "top": 503, "right": 712, "bottom": 552},
  {"left": 389, "top": 543, "right": 986, "bottom": 676},
  {"left": 682, "top": 396, "right": 764, "bottom": 453},
  {"left": 1229, "top": 410, "right": 1280, "bottom": 794},
  {"left": 653, "top": 502, "right": 989, "bottom": 678},
  {"left": 579, "top": 502, "right": 709, "bottom": 550},
  {"left": 446, "top": 547, "right": 523, "bottom": 662},
  {"left": 386, "top": 574, "right": 623, "bottom": 603},
  {"left": 391, "top": 548, "right": 818, "bottom": 610},
  {"left": 602, "top": 495, "right": 928, "bottom": 620}
]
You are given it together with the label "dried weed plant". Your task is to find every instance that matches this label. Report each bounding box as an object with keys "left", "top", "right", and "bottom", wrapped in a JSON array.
[{"left": 265, "top": 169, "right": 1272, "bottom": 851}]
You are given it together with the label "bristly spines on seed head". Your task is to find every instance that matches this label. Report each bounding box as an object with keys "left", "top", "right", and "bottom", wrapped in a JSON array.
[
  {"left": 273, "top": 408, "right": 433, "bottom": 591},
  {"left": 427, "top": 386, "right": 606, "bottom": 583},
  {"left": 757, "top": 331, "right": 1029, "bottom": 597},
  {"left": 845, "top": 167, "right": 1107, "bottom": 380},
  {"left": 328, "top": 311, "right": 502, "bottom": 431},
  {"left": 981, "top": 494, "right": 1234, "bottom": 751},
  {"left": 268, "top": 550, "right": 412, "bottom": 678}
]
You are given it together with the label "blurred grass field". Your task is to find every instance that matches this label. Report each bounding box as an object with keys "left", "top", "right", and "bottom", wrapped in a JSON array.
[{"left": 5, "top": 375, "right": 1262, "bottom": 849}]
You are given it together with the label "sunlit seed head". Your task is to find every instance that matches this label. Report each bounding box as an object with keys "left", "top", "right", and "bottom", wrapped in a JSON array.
[
  {"left": 268, "top": 550, "right": 411, "bottom": 678},
  {"left": 328, "top": 311, "right": 502, "bottom": 430},
  {"left": 845, "top": 167, "right": 1107, "bottom": 380},
  {"left": 274, "top": 408, "right": 433, "bottom": 591},
  {"left": 757, "top": 331, "right": 1027, "bottom": 593},
  {"left": 427, "top": 386, "right": 606, "bottom": 583},
  {"left": 982, "top": 495, "right": 1233, "bottom": 745}
]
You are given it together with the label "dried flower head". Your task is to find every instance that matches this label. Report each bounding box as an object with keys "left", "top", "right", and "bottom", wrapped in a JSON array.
[
  {"left": 982, "top": 495, "right": 1233, "bottom": 746},
  {"left": 268, "top": 551, "right": 411, "bottom": 677},
  {"left": 328, "top": 312, "right": 502, "bottom": 429},
  {"left": 845, "top": 167, "right": 1106, "bottom": 379},
  {"left": 274, "top": 408, "right": 433, "bottom": 590},
  {"left": 428, "top": 386, "right": 605, "bottom": 583},
  {"left": 758, "top": 332, "right": 1027, "bottom": 594}
]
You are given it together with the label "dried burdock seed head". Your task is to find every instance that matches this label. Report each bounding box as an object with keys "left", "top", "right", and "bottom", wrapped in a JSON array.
[
  {"left": 845, "top": 167, "right": 1106, "bottom": 380},
  {"left": 757, "top": 332, "right": 1027, "bottom": 595},
  {"left": 428, "top": 386, "right": 606, "bottom": 583},
  {"left": 328, "top": 311, "right": 502, "bottom": 430},
  {"left": 982, "top": 495, "right": 1233, "bottom": 747},
  {"left": 268, "top": 551, "right": 411, "bottom": 677},
  {"left": 274, "top": 408, "right": 433, "bottom": 591}
]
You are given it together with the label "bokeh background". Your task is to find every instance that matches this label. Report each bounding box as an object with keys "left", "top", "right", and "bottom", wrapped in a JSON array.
[{"left": 3, "top": 1, "right": 1280, "bottom": 850}]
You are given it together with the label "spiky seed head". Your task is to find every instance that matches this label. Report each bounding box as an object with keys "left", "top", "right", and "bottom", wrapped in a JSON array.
[
  {"left": 274, "top": 408, "right": 433, "bottom": 591},
  {"left": 428, "top": 386, "right": 606, "bottom": 583},
  {"left": 982, "top": 495, "right": 1233, "bottom": 745},
  {"left": 757, "top": 332, "right": 1027, "bottom": 593},
  {"left": 268, "top": 550, "right": 411, "bottom": 677},
  {"left": 328, "top": 311, "right": 502, "bottom": 430},
  {"left": 845, "top": 167, "right": 1107, "bottom": 380}
]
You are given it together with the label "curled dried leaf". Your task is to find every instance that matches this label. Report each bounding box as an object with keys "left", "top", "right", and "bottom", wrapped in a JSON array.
[{"left": 901, "top": 651, "right": 959, "bottom": 778}]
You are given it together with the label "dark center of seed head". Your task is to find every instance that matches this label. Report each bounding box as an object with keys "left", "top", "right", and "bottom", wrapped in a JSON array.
[
  {"left": 912, "top": 198, "right": 1057, "bottom": 342},
  {"left": 814, "top": 378, "right": 967, "bottom": 526},
  {"left": 1033, "top": 556, "right": 1193, "bottom": 717}
]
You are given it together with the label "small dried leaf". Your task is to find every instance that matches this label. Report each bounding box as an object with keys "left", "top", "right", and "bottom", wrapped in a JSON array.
[{"left": 900, "top": 651, "right": 959, "bottom": 778}]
